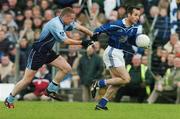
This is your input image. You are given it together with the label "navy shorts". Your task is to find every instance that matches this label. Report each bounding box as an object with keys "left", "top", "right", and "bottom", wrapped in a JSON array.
[{"left": 26, "top": 49, "right": 59, "bottom": 70}]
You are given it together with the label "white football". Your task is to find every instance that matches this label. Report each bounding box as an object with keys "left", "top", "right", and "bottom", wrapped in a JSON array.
[{"left": 136, "top": 34, "right": 150, "bottom": 48}]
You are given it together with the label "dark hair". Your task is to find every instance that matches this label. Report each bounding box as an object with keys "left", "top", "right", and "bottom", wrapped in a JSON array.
[
  {"left": 60, "top": 7, "right": 75, "bottom": 17},
  {"left": 127, "top": 6, "right": 140, "bottom": 14}
]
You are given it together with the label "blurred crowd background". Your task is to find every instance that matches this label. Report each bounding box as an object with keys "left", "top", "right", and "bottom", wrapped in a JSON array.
[{"left": 1, "top": 0, "right": 180, "bottom": 104}]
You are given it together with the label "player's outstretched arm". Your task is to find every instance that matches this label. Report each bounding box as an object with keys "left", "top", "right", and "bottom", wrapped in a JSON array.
[
  {"left": 75, "top": 23, "right": 93, "bottom": 37},
  {"left": 63, "top": 38, "right": 93, "bottom": 48}
]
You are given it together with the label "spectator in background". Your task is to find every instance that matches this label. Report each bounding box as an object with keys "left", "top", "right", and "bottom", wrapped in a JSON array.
[
  {"left": 8, "top": 0, "right": 21, "bottom": 16},
  {"left": 72, "top": 3, "right": 82, "bottom": 17},
  {"left": 15, "top": 10, "right": 24, "bottom": 30},
  {"left": 7, "top": 25, "right": 18, "bottom": 43},
  {"left": 32, "top": 6, "right": 42, "bottom": 18},
  {"left": 44, "top": 9, "right": 54, "bottom": 22},
  {"left": 89, "top": 2, "right": 102, "bottom": 30},
  {"left": 20, "top": 19, "right": 34, "bottom": 43},
  {"left": 63, "top": 44, "right": 82, "bottom": 88},
  {"left": 141, "top": 55, "right": 155, "bottom": 93},
  {"left": 71, "top": 31, "right": 83, "bottom": 49},
  {"left": 1, "top": 24, "right": 8, "bottom": 35},
  {"left": 0, "top": 2, "right": 14, "bottom": 22},
  {"left": 72, "top": 3, "right": 88, "bottom": 26},
  {"left": 78, "top": 45, "right": 104, "bottom": 102},
  {"left": 26, "top": 0, "right": 34, "bottom": 9},
  {"left": 151, "top": 47, "right": 168, "bottom": 77},
  {"left": 137, "top": 3, "right": 150, "bottom": 34},
  {"left": 154, "top": 8, "right": 171, "bottom": 47},
  {"left": 148, "top": 6, "right": 159, "bottom": 25},
  {"left": 107, "top": 10, "right": 118, "bottom": 22},
  {"left": 33, "top": 17, "right": 43, "bottom": 31},
  {"left": 93, "top": 41, "right": 104, "bottom": 58},
  {"left": 164, "top": 33, "right": 179, "bottom": 53},
  {"left": 2, "top": 11, "right": 18, "bottom": 30},
  {"left": 147, "top": 53, "right": 175, "bottom": 104},
  {"left": 24, "top": 8, "right": 33, "bottom": 20},
  {"left": 48, "top": 0, "right": 58, "bottom": 10},
  {"left": 19, "top": 37, "right": 31, "bottom": 58},
  {"left": 23, "top": 65, "right": 51, "bottom": 101},
  {"left": 0, "top": 30, "right": 12, "bottom": 55},
  {"left": 40, "top": 0, "right": 50, "bottom": 16},
  {"left": 173, "top": 56, "right": 180, "bottom": 103},
  {"left": 158, "top": 0, "right": 169, "bottom": 10},
  {"left": 117, "top": 5, "right": 126, "bottom": 19},
  {"left": 0, "top": 55, "right": 15, "bottom": 83},
  {"left": 173, "top": 42, "right": 180, "bottom": 103},
  {"left": 8, "top": 43, "right": 27, "bottom": 77},
  {"left": 55, "top": 9, "right": 62, "bottom": 17}
]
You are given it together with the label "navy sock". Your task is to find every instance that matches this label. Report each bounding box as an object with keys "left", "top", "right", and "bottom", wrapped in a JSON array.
[
  {"left": 98, "top": 97, "right": 108, "bottom": 107},
  {"left": 98, "top": 80, "right": 106, "bottom": 88}
]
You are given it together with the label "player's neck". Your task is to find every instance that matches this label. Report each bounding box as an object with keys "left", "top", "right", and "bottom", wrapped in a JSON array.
[{"left": 124, "top": 18, "right": 133, "bottom": 27}]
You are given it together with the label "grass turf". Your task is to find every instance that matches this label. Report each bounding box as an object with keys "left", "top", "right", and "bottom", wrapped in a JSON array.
[{"left": 0, "top": 101, "right": 180, "bottom": 119}]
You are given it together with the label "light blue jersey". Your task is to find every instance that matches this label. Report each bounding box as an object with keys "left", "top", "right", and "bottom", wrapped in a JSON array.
[
  {"left": 33, "top": 16, "right": 76, "bottom": 53},
  {"left": 94, "top": 18, "right": 142, "bottom": 51}
]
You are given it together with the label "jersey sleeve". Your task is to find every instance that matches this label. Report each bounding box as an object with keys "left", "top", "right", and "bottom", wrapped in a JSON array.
[
  {"left": 94, "top": 20, "right": 122, "bottom": 34},
  {"left": 49, "top": 22, "right": 68, "bottom": 42}
]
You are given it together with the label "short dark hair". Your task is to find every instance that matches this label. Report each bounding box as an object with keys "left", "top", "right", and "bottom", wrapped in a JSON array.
[
  {"left": 127, "top": 6, "right": 140, "bottom": 14},
  {"left": 60, "top": 7, "right": 75, "bottom": 17}
]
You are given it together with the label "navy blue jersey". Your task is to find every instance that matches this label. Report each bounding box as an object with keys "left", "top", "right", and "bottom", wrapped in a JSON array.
[
  {"left": 94, "top": 18, "right": 142, "bottom": 51},
  {"left": 32, "top": 16, "right": 76, "bottom": 53}
]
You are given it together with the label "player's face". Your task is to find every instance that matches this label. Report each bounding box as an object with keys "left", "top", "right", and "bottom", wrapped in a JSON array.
[
  {"left": 63, "top": 13, "right": 76, "bottom": 25},
  {"left": 129, "top": 9, "right": 141, "bottom": 24}
]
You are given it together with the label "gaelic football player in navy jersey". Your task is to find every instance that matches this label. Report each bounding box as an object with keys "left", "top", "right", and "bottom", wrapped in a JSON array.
[
  {"left": 5, "top": 7, "right": 94, "bottom": 108},
  {"left": 91, "top": 6, "right": 143, "bottom": 110}
]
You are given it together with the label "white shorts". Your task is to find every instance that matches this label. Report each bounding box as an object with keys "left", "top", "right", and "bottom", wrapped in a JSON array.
[{"left": 103, "top": 46, "right": 125, "bottom": 69}]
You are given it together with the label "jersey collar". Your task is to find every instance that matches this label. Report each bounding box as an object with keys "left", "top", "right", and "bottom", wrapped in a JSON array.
[
  {"left": 59, "top": 17, "right": 65, "bottom": 27},
  {"left": 122, "top": 18, "right": 135, "bottom": 27}
]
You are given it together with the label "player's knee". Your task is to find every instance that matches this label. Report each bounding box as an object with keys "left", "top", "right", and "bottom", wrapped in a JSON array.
[
  {"left": 22, "top": 74, "right": 34, "bottom": 84},
  {"left": 121, "top": 75, "right": 131, "bottom": 84},
  {"left": 125, "top": 76, "right": 131, "bottom": 84},
  {"left": 62, "top": 65, "right": 72, "bottom": 74}
]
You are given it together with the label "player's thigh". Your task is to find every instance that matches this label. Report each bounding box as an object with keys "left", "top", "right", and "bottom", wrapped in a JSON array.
[
  {"left": 103, "top": 46, "right": 125, "bottom": 68},
  {"left": 49, "top": 55, "right": 72, "bottom": 71},
  {"left": 109, "top": 66, "right": 130, "bottom": 80}
]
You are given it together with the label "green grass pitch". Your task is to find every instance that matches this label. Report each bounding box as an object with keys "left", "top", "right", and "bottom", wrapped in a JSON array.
[{"left": 0, "top": 101, "right": 180, "bottom": 119}]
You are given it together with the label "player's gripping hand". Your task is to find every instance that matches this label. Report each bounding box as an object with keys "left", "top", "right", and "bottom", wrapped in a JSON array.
[
  {"left": 90, "top": 32, "right": 100, "bottom": 41},
  {"left": 81, "top": 39, "right": 94, "bottom": 48}
]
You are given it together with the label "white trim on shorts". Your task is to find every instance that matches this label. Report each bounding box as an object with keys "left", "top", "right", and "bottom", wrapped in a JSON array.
[{"left": 103, "top": 46, "right": 125, "bottom": 69}]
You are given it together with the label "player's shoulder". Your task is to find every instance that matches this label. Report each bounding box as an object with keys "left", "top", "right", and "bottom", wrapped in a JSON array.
[
  {"left": 114, "top": 18, "right": 124, "bottom": 25},
  {"left": 48, "top": 17, "right": 64, "bottom": 28},
  {"left": 109, "top": 18, "right": 124, "bottom": 27}
]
